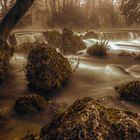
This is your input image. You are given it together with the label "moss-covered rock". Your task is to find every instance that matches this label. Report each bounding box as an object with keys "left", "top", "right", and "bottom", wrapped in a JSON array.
[
  {"left": 44, "top": 28, "right": 86, "bottom": 54},
  {"left": 14, "top": 94, "right": 46, "bottom": 114},
  {"left": 25, "top": 45, "right": 72, "bottom": 91},
  {"left": 40, "top": 97, "right": 140, "bottom": 140},
  {"left": 60, "top": 28, "right": 86, "bottom": 54},
  {"left": 44, "top": 30, "right": 62, "bottom": 49},
  {"left": 83, "top": 31, "right": 99, "bottom": 39},
  {"left": 87, "top": 40, "right": 109, "bottom": 57},
  {"left": 115, "top": 80, "right": 140, "bottom": 102}
]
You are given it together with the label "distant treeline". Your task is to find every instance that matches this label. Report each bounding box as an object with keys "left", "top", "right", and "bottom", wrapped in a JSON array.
[{"left": 0, "top": 0, "right": 139, "bottom": 29}]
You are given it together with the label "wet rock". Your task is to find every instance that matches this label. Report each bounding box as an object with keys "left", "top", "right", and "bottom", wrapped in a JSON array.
[
  {"left": 40, "top": 97, "right": 140, "bottom": 140},
  {"left": 115, "top": 80, "right": 140, "bottom": 102},
  {"left": 83, "top": 31, "right": 99, "bottom": 39},
  {"left": 25, "top": 45, "right": 72, "bottom": 91},
  {"left": 60, "top": 28, "right": 86, "bottom": 54},
  {"left": 44, "top": 30, "right": 62, "bottom": 49},
  {"left": 87, "top": 40, "right": 109, "bottom": 57},
  {"left": 118, "top": 51, "right": 136, "bottom": 57},
  {"left": 44, "top": 28, "right": 86, "bottom": 54},
  {"left": 14, "top": 95, "right": 47, "bottom": 114}
]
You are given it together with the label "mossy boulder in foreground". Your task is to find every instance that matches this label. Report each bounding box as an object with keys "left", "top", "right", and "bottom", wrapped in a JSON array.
[
  {"left": 25, "top": 45, "right": 72, "bottom": 91},
  {"left": 115, "top": 80, "right": 140, "bottom": 102},
  {"left": 41, "top": 97, "right": 140, "bottom": 140},
  {"left": 15, "top": 94, "right": 46, "bottom": 114}
]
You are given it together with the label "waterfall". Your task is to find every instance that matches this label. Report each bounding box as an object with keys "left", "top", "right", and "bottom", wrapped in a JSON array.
[
  {"left": 97, "top": 31, "right": 140, "bottom": 41},
  {"left": 14, "top": 32, "right": 47, "bottom": 46}
]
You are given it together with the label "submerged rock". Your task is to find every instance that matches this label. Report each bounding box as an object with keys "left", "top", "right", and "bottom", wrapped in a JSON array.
[
  {"left": 40, "top": 97, "right": 140, "bottom": 140},
  {"left": 115, "top": 80, "right": 140, "bottom": 102},
  {"left": 14, "top": 94, "right": 46, "bottom": 114},
  {"left": 118, "top": 51, "right": 136, "bottom": 57},
  {"left": 25, "top": 45, "right": 72, "bottom": 91}
]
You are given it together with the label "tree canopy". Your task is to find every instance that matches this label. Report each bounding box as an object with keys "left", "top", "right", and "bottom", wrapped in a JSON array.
[{"left": 120, "top": 0, "right": 140, "bottom": 25}]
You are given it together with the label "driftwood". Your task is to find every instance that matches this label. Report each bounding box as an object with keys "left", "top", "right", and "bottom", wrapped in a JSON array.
[{"left": 0, "top": 0, "right": 34, "bottom": 41}]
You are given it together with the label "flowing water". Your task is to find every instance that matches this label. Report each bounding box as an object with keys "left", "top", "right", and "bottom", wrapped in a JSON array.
[{"left": 0, "top": 30, "right": 140, "bottom": 139}]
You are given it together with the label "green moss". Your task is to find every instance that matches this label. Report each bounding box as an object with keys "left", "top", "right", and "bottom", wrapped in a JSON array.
[{"left": 25, "top": 44, "right": 72, "bottom": 91}]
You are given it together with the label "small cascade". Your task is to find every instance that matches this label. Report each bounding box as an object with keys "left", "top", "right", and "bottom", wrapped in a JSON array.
[
  {"left": 14, "top": 32, "right": 47, "bottom": 45},
  {"left": 97, "top": 31, "right": 140, "bottom": 41}
]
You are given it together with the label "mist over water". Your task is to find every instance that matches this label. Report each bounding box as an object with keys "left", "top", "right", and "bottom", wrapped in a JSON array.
[{"left": 0, "top": 30, "right": 140, "bottom": 139}]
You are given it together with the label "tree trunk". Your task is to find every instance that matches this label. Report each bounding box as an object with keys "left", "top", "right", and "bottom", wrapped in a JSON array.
[{"left": 0, "top": 0, "right": 34, "bottom": 41}]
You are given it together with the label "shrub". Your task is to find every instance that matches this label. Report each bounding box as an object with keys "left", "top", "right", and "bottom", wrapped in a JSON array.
[
  {"left": 87, "top": 40, "right": 109, "bottom": 57},
  {"left": 14, "top": 94, "right": 46, "bottom": 114},
  {"left": 115, "top": 80, "right": 140, "bottom": 102},
  {"left": 25, "top": 44, "right": 72, "bottom": 91}
]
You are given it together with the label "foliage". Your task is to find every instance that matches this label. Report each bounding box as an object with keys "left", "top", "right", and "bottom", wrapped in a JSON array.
[
  {"left": 87, "top": 40, "right": 109, "bottom": 57},
  {"left": 115, "top": 80, "right": 140, "bottom": 102},
  {"left": 25, "top": 44, "right": 72, "bottom": 91},
  {"left": 120, "top": 0, "right": 140, "bottom": 25},
  {"left": 14, "top": 94, "right": 46, "bottom": 114}
]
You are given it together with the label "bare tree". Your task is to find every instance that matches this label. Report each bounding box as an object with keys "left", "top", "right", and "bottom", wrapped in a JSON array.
[{"left": 0, "top": 0, "right": 34, "bottom": 41}]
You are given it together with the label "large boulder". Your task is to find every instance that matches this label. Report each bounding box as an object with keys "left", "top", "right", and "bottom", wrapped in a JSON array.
[
  {"left": 60, "top": 28, "right": 86, "bottom": 54},
  {"left": 44, "top": 30, "right": 62, "bottom": 49},
  {"left": 25, "top": 45, "right": 72, "bottom": 91},
  {"left": 14, "top": 94, "right": 46, "bottom": 114},
  {"left": 115, "top": 80, "right": 140, "bottom": 102},
  {"left": 41, "top": 97, "right": 140, "bottom": 140},
  {"left": 44, "top": 28, "right": 86, "bottom": 54}
]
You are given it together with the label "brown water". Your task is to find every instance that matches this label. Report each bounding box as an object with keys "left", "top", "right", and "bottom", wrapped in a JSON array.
[
  {"left": 0, "top": 52, "right": 140, "bottom": 140},
  {"left": 1, "top": 30, "right": 140, "bottom": 139}
]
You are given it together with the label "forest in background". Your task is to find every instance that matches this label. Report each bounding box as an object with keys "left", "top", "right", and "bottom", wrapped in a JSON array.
[{"left": 0, "top": 0, "right": 140, "bottom": 29}]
